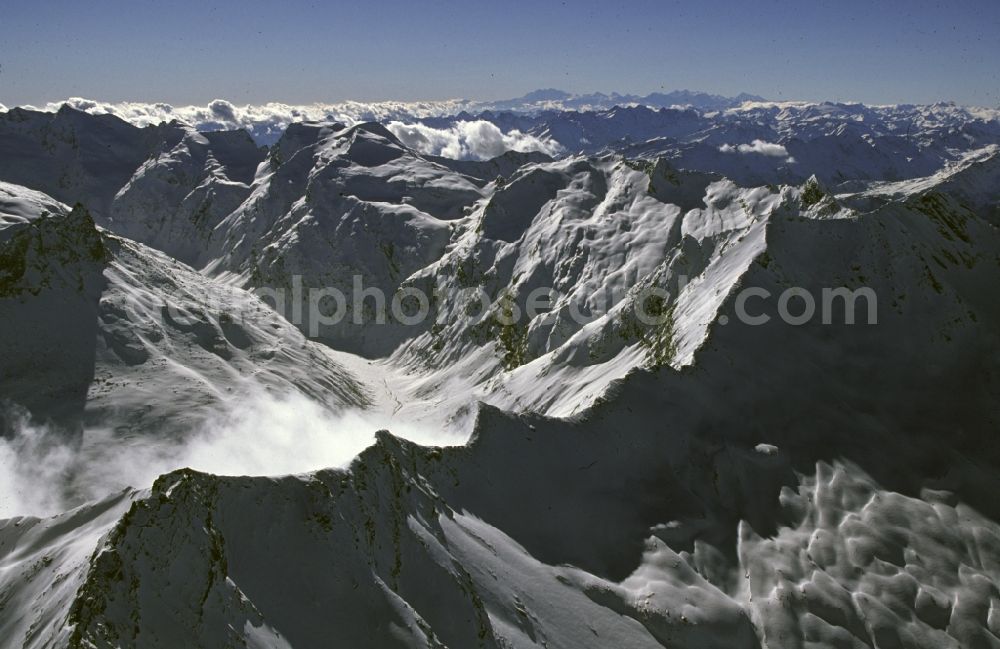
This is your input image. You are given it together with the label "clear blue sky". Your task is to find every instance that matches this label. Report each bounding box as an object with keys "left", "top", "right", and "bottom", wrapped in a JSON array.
[{"left": 1, "top": 0, "right": 998, "bottom": 107}]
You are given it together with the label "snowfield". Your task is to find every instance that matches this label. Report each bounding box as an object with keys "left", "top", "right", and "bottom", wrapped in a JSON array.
[{"left": 1, "top": 97, "right": 999, "bottom": 648}]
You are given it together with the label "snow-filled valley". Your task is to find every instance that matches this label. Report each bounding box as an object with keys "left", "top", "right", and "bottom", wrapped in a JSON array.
[{"left": 1, "top": 96, "right": 1000, "bottom": 648}]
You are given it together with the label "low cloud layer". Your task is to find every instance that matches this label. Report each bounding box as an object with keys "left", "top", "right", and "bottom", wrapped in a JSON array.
[
  {"left": 0, "top": 391, "right": 458, "bottom": 519},
  {"left": 23, "top": 97, "right": 476, "bottom": 146},
  {"left": 15, "top": 98, "right": 563, "bottom": 159},
  {"left": 387, "top": 120, "right": 563, "bottom": 160},
  {"left": 719, "top": 139, "right": 791, "bottom": 157}
]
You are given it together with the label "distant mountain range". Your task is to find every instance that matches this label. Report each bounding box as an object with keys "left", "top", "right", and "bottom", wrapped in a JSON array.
[
  {"left": 478, "top": 88, "right": 767, "bottom": 112},
  {"left": 8, "top": 93, "right": 998, "bottom": 179},
  {"left": 5, "top": 94, "right": 1000, "bottom": 190}
]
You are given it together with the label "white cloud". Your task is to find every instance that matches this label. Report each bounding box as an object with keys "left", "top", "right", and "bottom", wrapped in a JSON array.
[
  {"left": 387, "top": 120, "right": 563, "bottom": 160},
  {"left": 0, "top": 390, "right": 455, "bottom": 518},
  {"left": 208, "top": 98, "right": 238, "bottom": 122},
  {"left": 13, "top": 99, "right": 563, "bottom": 157},
  {"left": 719, "top": 139, "right": 790, "bottom": 157},
  {"left": 22, "top": 97, "right": 481, "bottom": 146},
  {"left": 0, "top": 410, "right": 76, "bottom": 516}
]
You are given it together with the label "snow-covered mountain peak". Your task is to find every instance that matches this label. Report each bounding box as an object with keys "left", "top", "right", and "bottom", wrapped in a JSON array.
[{"left": 0, "top": 181, "right": 69, "bottom": 231}]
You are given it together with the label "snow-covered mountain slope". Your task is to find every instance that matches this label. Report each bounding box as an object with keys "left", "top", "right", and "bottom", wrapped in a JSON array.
[
  {"left": 2, "top": 108, "right": 999, "bottom": 426},
  {"left": 6, "top": 161, "right": 1000, "bottom": 646},
  {"left": 0, "top": 106, "right": 265, "bottom": 229},
  {"left": 420, "top": 101, "right": 1000, "bottom": 186},
  {"left": 846, "top": 144, "right": 1000, "bottom": 222},
  {"left": 0, "top": 106, "right": 159, "bottom": 217},
  {"left": 1, "top": 105, "right": 1000, "bottom": 648},
  {"left": 0, "top": 490, "right": 137, "bottom": 649},
  {"left": 107, "top": 125, "right": 263, "bottom": 267},
  {"left": 199, "top": 122, "right": 487, "bottom": 356},
  {"left": 0, "top": 183, "right": 367, "bottom": 443}
]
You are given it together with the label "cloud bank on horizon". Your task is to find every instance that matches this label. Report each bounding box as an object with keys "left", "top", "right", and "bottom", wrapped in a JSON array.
[
  {"left": 7, "top": 91, "right": 1000, "bottom": 163},
  {"left": 15, "top": 96, "right": 573, "bottom": 160},
  {"left": 6, "top": 89, "right": 769, "bottom": 159}
]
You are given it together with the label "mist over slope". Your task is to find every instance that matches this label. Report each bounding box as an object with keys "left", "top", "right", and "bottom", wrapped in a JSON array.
[{"left": 0, "top": 102, "right": 999, "bottom": 648}]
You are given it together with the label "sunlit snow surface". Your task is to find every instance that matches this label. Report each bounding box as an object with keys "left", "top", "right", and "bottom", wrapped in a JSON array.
[{"left": 0, "top": 102, "right": 999, "bottom": 648}]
